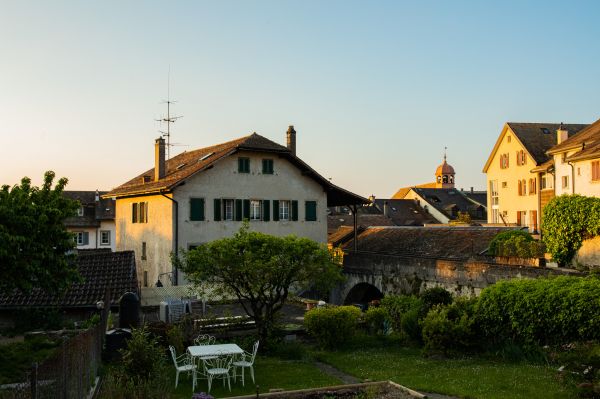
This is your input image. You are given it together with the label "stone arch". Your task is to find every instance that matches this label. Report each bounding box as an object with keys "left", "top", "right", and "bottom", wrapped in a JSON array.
[{"left": 343, "top": 282, "right": 384, "bottom": 306}]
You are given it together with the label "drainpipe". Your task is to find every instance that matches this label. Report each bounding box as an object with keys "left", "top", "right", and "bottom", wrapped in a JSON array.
[
  {"left": 537, "top": 173, "right": 542, "bottom": 238},
  {"left": 567, "top": 161, "right": 575, "bottom": 194},
  {"left": 160, "top": 192, "right": 179, "bottom": 285}
]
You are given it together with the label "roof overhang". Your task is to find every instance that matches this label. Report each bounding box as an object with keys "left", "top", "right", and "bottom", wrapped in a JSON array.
[{"left": 482, "top": 123, "right": 540, "bottom": 173}]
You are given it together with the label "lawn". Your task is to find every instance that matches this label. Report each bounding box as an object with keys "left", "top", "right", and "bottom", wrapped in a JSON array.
[
  {"left": 171, "top": 356, "right": 341, "bottom": 399},
  {"left": 314, "top": 336, "right": 575, "bottom": 399}
]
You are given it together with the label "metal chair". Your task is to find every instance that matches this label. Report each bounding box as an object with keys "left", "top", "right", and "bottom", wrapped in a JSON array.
[
  {"left": 203, "top": 351, "right": 234, "bottom": 393},
  {"left": 169, "top": 345, "right": 197, "bottom": 390},
  {"left": 194, "top": 334, "right": 216, "bottom": 345},
  {"left": 233, "top": 340, "right": 259, "bottom": 386}
]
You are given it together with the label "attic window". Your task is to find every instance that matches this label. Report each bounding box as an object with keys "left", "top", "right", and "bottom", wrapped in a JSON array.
[
  {"left": 142, "top": 175, "right": 151, "bottom": 183},
  {"left": 199, "top": 152, "right": 215, "bottom": 162},
  {"left": 541, "top": 128, "right": 550, "bottom": 134},
  {"left": 176, "top": 163, "right": 187, "bottom": 170}
]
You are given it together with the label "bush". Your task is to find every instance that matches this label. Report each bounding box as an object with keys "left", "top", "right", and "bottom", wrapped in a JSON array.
[
  {"left": 422, "top": 298, "right": 478, "bottom": 356},
  {"left": 495, "top": 235, "right": 545, "bottom": 258},
  {"left": 547, "top": 341, "right": 600, "bottom": 397},
  {"left": 98, "top": 366, "right": 172, "bottom": 399},
  {"left": 13, "top": 308, "right": 63, "bottom": 333},
  {"left": 364, "top": 306, "right": 387, "bottom": 335},
  {"left": 419, "top": 287, "right": 453, "bottom": 315},
  {"left": 166, "top": 324, "right": 185, "bottom": 354},
  {"left": 380, "top": 295, "right": 422, "bottom": 333},
  {"left": 400, "top": 307, "right": 422, "bottom": 343},
  {"left": 120, "top": 326, "right": 166, "bottom": 380},
  {"left": 488, "top": 230, "right": 533, "bottom": 256},
  {"left": 476, "top": 276, "right": 600, "bottom": 346},
  {"left": 304, "top": 306, "right": 361, "bottom": 349}
]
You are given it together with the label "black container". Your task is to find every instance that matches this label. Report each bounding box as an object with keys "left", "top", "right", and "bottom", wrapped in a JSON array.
[
  {"left": 104, "top": 328, "right": 132, "bottom": 361},
  {"left": 119, "top": 292, "right": 140, "bottom": 329}
]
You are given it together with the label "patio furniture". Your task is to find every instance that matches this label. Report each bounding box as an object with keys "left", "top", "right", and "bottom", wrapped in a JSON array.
[
  {"left": 194, "top": 334, "right": 216, "bottom": 346},
  {"left": 233, "top": 340, "right": 259, "bottom": 386},
  {"left": 188, "top": 343, "right": 244, "bottom": 389},
  {"left": 169, "top": 345, "right": 197, "bottom": 390},
  {"left": 203, "top": 351, "right": 234, "bottom": 393}
]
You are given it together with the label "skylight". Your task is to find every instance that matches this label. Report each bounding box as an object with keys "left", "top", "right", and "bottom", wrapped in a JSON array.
[
  {"left": 541, "top": 128, "right": 550, "bottom": 134},
  {"left": 176, "top": 163, "right": 187, "bottom": 170},
  {"left": 199, "top": 152, "right": 215, "bottom": 161}
]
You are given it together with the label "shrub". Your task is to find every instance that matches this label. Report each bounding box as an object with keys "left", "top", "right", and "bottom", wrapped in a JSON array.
[
  {"left": 476, "top": 276, "right": 600, "bottom": 346},
  {"left": 304, "top": 306, "right": 361, "bottom": 349},
  {"left": 380, "top": 295, "right": 422, "bottom": 333},
  {"left": 419, "top": 287, "right": 453, "bottom": 315},
  {"left": 488, "top": 230, "right": 533, "bottom": 256},
  {"left": 120, "top": 326, "right": 166, "bottom": 380},
  {"left": 166, "top": 324, "right": 185, "bottom": 354},
  {"left": 400, "top": 307, "right": 422, "bottom": 343},
  {"left": 13, "top": 308, "right": 63, "bottom": 333},
  {"left": 422, "top": 298, "right": 478, "bottom": 356},
  {"left": 364, "top": 306, "right": 387, "bottom": 335},
  {"left": 98, "top": 366, "right": 172, "bottom": 399}
]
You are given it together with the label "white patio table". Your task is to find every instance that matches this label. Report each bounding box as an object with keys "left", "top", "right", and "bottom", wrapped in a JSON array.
[{"left": 187, "top": 343, "right": 244, "bottom": 361}]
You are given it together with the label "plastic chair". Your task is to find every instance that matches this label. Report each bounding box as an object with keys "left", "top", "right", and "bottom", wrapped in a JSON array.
[
  {"left": 169, "top": 345, "right": 197, "bottom": 390},
  {"left": 233, "top": 340, "right": 259, "bottom": 386},
  {"left": 203, "top": 352, "right": 233, "bottom": 393}
]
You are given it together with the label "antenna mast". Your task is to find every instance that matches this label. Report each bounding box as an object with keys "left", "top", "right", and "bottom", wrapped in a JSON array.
[{"left": 156, "top": 68, "right": 183, "bottom": 159}]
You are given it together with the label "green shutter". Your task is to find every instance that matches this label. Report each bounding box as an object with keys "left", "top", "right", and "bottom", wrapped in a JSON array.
[
  {"left": 262, "top": 159, "right": 273, "bottom": 174},
  {"left": 291, "top": 200, "right": 298, "bottom": 221},
  {"left": 263, "top": 200, "right": 270, "bottom": 221},
  {"left": 243, "top": 199, "right": 250, "bottom": 220},
  {"left": 213, "top": 198, "right": 221, "bottom": 221},
  {"left": 190, "top": 198, "right": 205, "bottom": 221},
  {"left": 272, "top": 200, "right": 279, "bottom": 221},
  {"left": 235, "top": 199, "right": 243, "bottom": 221},
  {"left": 83, "top": 232, "right": 89, "bottom": 245},
  {"left": 305, "top": 201, "right": 317, "bottom": 221},
  {"left": 238, "top": 157, "right": 250, "bottom": 173}
]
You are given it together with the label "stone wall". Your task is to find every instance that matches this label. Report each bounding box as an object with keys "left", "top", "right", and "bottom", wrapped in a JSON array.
[
  {"left": 576, "top": 236, "right": 600, "bottom": 268},
  {"left": 331, "top": 251, "right": 580, "bottom": 304}
]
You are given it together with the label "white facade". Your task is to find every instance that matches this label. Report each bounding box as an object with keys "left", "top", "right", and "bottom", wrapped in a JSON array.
[{"left": 68, "top": 220, "right": 116, "bottom": 251}]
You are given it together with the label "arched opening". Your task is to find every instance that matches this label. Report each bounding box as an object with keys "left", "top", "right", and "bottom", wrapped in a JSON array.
[{"left": 344, "top": 283, "right": 383, "bottom": 308}]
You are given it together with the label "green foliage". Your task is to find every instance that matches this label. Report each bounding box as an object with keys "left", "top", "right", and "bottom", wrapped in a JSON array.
[
  {"left": 476, "top": 276, "right": 600, "bottom": 346},
  {"left": 488, "top": 230, "right": 533, "bottom": 255},
  {"left": 270, "top": 340, "right": 308, "bottom": 360},
  {"left": 489, "top": 230, "right": 545, "bottom": 258},
  {"left": 120, "top": 326, "right": 166, "bottom": 381},
  {"left": 166, "top": 324, "right": 184, "bottom": 354},
  {"left": 178, "top": 223, "right": 344, "bottom": 344},
  {"left": 0, "top": 171, "right": 80, "bottom": 294},
  {"left": 542, "top": 194, "right": 600, "bottom": 265},
  {"left": 400, "top": 307, "right": 422, "bottom": 343},
  {"left": 419, "top": 287, "right": 453, "bottom": 315},
  {"left": 547, "top": 341, "right": 600, "bottom": 397},
  {"left": 380, "top": 295, "right": 422, "bottom": 333},
  {"left": 12, "top": 308, "right": 63, "bottom": 333},
  {"left": 98, "top": 366, "right": 172, "bottom": 399},
  {"left": 421, "top": 298, "right": 478, "bottom": 356},
  {"left": 80, "top": 313, "right": 101, "bottom": 329},
  {"left": 304, "top": 306, "right": 361, "bottom": 349},
  {"left": 0, "top": 336, "right": 60, "bottom": 384},
  {"left": 364, "top": 306, "right": 387, "bottom": 335}
]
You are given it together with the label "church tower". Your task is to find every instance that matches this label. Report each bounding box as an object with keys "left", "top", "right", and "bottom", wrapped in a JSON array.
[{"left": 435, "top": 148, "right": 455, "bottom": 188}]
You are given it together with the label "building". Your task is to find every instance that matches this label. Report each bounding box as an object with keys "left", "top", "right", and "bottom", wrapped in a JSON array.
[
  {"left": 63, "top": 190, "right": 116, "bottom": 251},
  {"left": 483, "top": 122, "right": 587, "bottom": 231},
  {"left": 392, "top": 152, "right": 456, "bottom": 199},
  {"left": 105, "top": 127, "right": 367, "bottom": 287}
]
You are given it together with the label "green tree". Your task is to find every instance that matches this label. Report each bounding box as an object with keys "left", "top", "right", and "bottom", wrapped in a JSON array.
[
  {"left": 177, "top": 224, "right": 344, "bottom": 344},
  {"left": 0, "top": 171, "right": 79, "bottom": 294}
]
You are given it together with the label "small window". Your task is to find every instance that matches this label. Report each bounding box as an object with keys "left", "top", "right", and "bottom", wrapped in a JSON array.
[
  {"left": 132, "top": 202, "right": 148, "bottom": 223},
  {"left": 190, "top": 198, "right": 205, "bottom": 221},
  {"left": 262, "top": 159, "right": 274, "bottom": 174},
  {"left": 223, "top": 199, "right": 234, "bottom": 221},
  {"left": 143, "top": 271, "right": 148, "bottom": 287},
  {"left": 279, "top": 200, "right": 290, "bottom": 221},
  {"left": 593, "top": 161, "right": 600, "bottom": 181},
  {"left": 507, "top": 135, "right": 512, "bottom": 143},
  {"left": 250, "top": 200, "right": 262, "bottom": 220},
  {"left": 100, "top": 230, "right": 111, "bottom": 246},
  {"left": 141, "top": 242, "right": 147, "bottom": 260},
  {"left": 199, "top": 152, "right": 215, "bottom": 161},
  {"left": 77, "top": 206, "right": 84, "bottom": 217},
  {"left": 562, "top": 175, "right": 569, "bottom": 188},
  {"left": 305, "top": 201, "right": 317, "bottom": 221},
  {"left": 74, "top": 232, "right": 89, "bottom": 246},
  {"left": 502, "top": 181, "right": 507, "bottom": 188},
  {"left": 238, "top": 157, "right": 250, "bottom": 173}
]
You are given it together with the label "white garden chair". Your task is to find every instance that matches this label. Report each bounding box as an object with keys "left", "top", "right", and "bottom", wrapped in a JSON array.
[
  {"left": 194, "top": 334, "right": 216, "bottom": 346},
  {"left": 203, "top": 351, "right": 234, "bottom": 393},
  {"left": 169, "top": 345, "right": 197, "bottom": 390},
  {"left": 233, "top": 340, "right": 259, "bottom": 386}
]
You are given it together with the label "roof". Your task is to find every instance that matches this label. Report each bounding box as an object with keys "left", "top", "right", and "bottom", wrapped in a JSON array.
[
  {"left": 548, "top": 117, "right": 600, "bottom": 154},
  {"left": 63, "top": 191, "right": 115, "bottom": 227},
  {"left": 411, "top": 187, "right": 487, "bottom": 221},
  {"left": 391, "top": 182, "right": 437, "bottom": 199},
  {"left": 461, "top": 191, "right": 487, "bottom": 207},
  {"left": 106, "top": 133, "right": 367, "bottom": 207},
  {"left": 373, "top": 199, "right": 438, "bottom": 226},
  {"left": 435, "top": 160, "right": 455, "bottom": 175},
  {"left": 483, "top": 122, "right": 588, "bottom": 172},
  {"left": 0, "top": 250, "right": 138, "bottom": 309},
  {"left": 328, "top": 226, "right": 364, "bottom": 247},
  {"left": 341, "top": 226, "right": 518, "bottom": 259},
  {"left": 567, "top": 141, "right": 600, "bottom": 162},
  {"left": 327, "top": 213, "right": 395, "bottom": 235}
]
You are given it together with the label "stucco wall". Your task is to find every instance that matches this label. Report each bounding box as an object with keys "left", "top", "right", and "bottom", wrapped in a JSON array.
[
  {"left": 115, "top": 194, "right": 173, "bottom": 287},
  {"left": 553, "top": 150, "right": 578, "bottom": 196},
  {"left": 576, "top": 236, "right": 600, "bottom": 267},
  {"left": 572, "top": 158, "right": 600, "bottom": 197}
]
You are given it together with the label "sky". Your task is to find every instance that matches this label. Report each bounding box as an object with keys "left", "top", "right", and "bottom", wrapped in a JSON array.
[{"left": 1, "top": 1, "right": 600, "bottom": 198}]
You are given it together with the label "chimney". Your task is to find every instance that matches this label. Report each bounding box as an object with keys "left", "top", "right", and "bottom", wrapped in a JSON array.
[
  {"left": 470, "top": 187, "right": 474, "bottom": 194},
  {"left": 155, "top": 137, "right": 166, "bottom": 181},
  {"left": 286, "top": 125, "right": 296, "bottom": 155},
  {"left": 383, "top": 201, "right": 390, "bottom": 217},
  {"left": 95, "top": 189, "right": 100, "bottom": 202},
  {"left": 557, "top": 122, "right": 569, "bottom": 145}
]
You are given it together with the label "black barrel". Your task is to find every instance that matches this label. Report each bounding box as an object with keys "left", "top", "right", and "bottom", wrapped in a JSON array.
[{"left": 119, "top": 292, "right": 140, "bottom": 329}]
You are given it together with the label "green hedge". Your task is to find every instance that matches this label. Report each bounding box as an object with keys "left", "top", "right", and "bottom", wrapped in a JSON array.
[
  {"left": 304, "top": 306, "right": 361, "bottom": 349},
  {"left": 380, "top": 295, "right": 422, "bottom": 333},
  {"left": 488, "top": 230, "right": 545, "bottom": 258},
  {"left": 422, "top": 298, "right": 478, "bottom": 355}
]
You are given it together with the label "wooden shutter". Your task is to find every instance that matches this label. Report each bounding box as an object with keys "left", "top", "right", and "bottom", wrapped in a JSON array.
[
  {"left": 190, "top": 198, "right": 205, "bottom": 221},
  {"left": 291, "top": 200, "right": 298, "bottom": 221},
  {"left": 83, "top": 232, "right": 89, "bottom": 245},
  {"left": 235, "top": 199, "right": 243, "bottom": 221},
  {"left": 272, "top": 200, "right": 279, "bottom": 221},
  {"left": 243, "top": 199, "right": 250, "bottom": 219},
  {"left": 263, "top": 200, "right": 270, "bottom": 221},
  {"left": 132, "top": 203, "right": 138, "bottom": 223},
  {"left": 305, "top": 201, "right": 317, "bottom": 221},
  {"left": 213, "top": 198, "right": 221, "bottom": 221}
]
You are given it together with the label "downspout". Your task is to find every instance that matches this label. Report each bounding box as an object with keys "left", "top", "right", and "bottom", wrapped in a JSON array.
[
  {"left": 537, "top": 173, "right": 542, "bottom": 237},
  {"left": 351, "top": 204, "right": 358, "bottom": 251},
  {"left": 568, "top": 161, "right": 575, "bottom": 194},
  {"left": 160, "top": 192, "right": 179, "bottom": 285}
]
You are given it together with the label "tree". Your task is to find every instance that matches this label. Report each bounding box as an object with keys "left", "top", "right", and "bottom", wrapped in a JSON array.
[
  {"left": 177, "top": 224, "right": 344, "bottom": 344},
  {"left": 0, "top": 171, "right": 80, "bottom": 294}
]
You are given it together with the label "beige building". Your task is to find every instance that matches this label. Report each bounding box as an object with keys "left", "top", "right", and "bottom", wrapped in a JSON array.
[
  {"left": 105, "top": 127, "right": 366, "bottom": 287},
  {"left": 64, "top": 190, "right": 116, "bottom": 251},
  {"left": 483, "top": 122, "right": 587, "bottom": 232}
]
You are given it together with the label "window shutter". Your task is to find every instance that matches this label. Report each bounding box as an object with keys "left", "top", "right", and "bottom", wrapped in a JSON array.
[
  {"left": 272, "top": 200, "right": 279, "bottom": 221},
  {"left": 132, "top": 203, "right": 138, "bottom": 223},
  {"left": 263, "top": 200, "right": 270, "bottom": 221},
  {"left": 243, "top": 200, "right": 250, "bottom": 219},
  {"left": 238, "top": 158, "right": 244, "bottom": 173},
  {"left": 190, "top": 198, "right": 205, "bottom": 221},
  {"left": 305, "top": 201, "right": 317, "bottom": 221},
  {"left": 291, "top": 200, "right": 298, "bottom": 221},
  {"left": 83, "top": 232, "right": 89, "bottom": 245},
  {"left": 213, "top": 198, "right": 221, "bottom": 221},
  {"left": 235, "top": 199, "right": 243, "bottom": 221}
]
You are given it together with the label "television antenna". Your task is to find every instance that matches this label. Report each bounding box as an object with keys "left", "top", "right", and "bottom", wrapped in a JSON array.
[{"left": 156, "top": 68, "right": 183, "bottom": 159}]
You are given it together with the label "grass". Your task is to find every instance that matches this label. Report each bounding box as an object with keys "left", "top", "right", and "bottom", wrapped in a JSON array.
[
  {"left": 171, "top": 356, "right": 341, "bottom": 398},
  {"left": 313, "top": 336, "right": 576, "bottom": 399}
]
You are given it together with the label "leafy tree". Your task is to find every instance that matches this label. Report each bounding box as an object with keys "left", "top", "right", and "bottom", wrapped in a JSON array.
[
  {"left": 0, "top": 171, "right": 79, "bottom": 294},
  {"left": 177, "top": 224, "right": 344, "bottom": 344}
]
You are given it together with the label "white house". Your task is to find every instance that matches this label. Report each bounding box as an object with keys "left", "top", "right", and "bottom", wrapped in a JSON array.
[{"left": 63, "top": 190, "right": 116, "bottom": 251}]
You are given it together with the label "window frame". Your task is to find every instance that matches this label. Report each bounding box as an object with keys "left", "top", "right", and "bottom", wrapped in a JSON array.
[
  {"left": 189, "top": 198, "right": 205, "bottom": 221},
  {"left": 100, "top": 230, "right": 111, "bottom": 246},
  {"left": 305, "top": 200, "right": 317, "bottom": 222},
  {"left": 279, "top": 200, "right": 290, "bottom": 221},
  {"left": 592, "top": 161, "right": 600, "bottom": 182},
  {"left": 238, "top": 157, "right": 250, "bottom": 173},
  {"left": 250, "top": 199, "right": 262, "bottom": 221},
  {"left": 223, "top": 198, "right": 235, "bottom": 221},
  {"left": 262, "top": 159, "right": 274, "bottom": 174}
]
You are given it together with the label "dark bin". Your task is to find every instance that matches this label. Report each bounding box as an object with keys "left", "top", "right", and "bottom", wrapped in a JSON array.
[
  {"left": 104, "top": 328, "right": 132, "bottom": 361},
  {"left": 119, "top": 292, "right": 140, "bottom": 329}
]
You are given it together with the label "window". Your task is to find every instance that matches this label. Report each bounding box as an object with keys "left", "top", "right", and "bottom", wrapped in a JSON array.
[
  {"left": 305, "top": 201, "right": 317, "bottom": 221},
  {"left": 190, "top": 198, "right": 205, "bottom": 221},
  {"left": 593, "top": 161, "right": 600, "bottom": 181},
  {"left": 499, "top": 153, "right": 509, "bottom": 169},
  {"left": 238, "top": 157, "right": 250, "bottom": 173},
  {"left": 502, "top": 181, "right": 507, "bottom": 188},
  {"left": 529, "top": 178, "right": 537, "bottom": 195},
  {"left": 436, "top": 176, "right": 441, "bottom": 183},
  {"left": 442, "top": 175, "right": 448, "bottom": 183},
  {"left": 561, "top": 153, "right": 567, "bottom": 164},
  {"left": 562, "top": 175, "right": 569, "bottom": 189},
  {"left": 132, "top": 202, "right": 148, "bottom": 223},
  {"left": 507, "top": 135, "right": 512, "bottom": 143},
  {"left": 143, "top": 271, "right": 148, "bottom": 287},
  {"left": 141, "top": 242, "right": 147, "bottom": 260},
  {"left": 516, "top": 150, "right": 527, "bottom": 166},
  {"left": 100, "top": 230, "right": 111, "bottom": 246},
  {"left": 223, "top": 199, "right": 234, "bottom": 220},
  {"left": 279, "top": 200, "right": 290, "bottom": 221},
  {"left": 262, "top": 159, "right": 274, "bottom": 174},
  {"left": 530, "top": 210, "right": 538, "bottom": 232},
  {"left": 489, "top": 180, "right": 499, "bottom": 207},
  {"left": 541, "top": 173, "right": 553, "bottom": 189},
  {"left": 516, "top": 211, "right": 527, "bottom": 226},
  {"left": 250, "top": 200, "right": 262, "bottom": 220},
  {"left": 74, "top": 232, "right": 89, "bottom": 246},
  {"left": 518, "top": 180, "right": 526, "bottom": 196},
  {"left": 77, "top": 206, "right": 84, "bottom": 217}
]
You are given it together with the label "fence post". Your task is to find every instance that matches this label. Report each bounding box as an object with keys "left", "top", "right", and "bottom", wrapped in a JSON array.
[
  {"left": 30, "top": 362, "right": 38, "bottom": 399},
  {"left": 62, "top": 336, "right": 68, "bottom": 399}
]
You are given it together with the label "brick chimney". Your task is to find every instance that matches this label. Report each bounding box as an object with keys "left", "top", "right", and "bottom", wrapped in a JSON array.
[
  {"left": 557, "top": 122, "right": 569, "bottom": 145},
  {"left": 286, "top": 125, "right": 296, "bottom": 155},
  {"left": 155, "top": 137, "right": 166, "bottom": 181}
]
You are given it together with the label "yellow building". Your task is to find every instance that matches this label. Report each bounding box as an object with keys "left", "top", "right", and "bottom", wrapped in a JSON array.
[{"left": 483, "top": 122, "right": 587, "bottom": 232}]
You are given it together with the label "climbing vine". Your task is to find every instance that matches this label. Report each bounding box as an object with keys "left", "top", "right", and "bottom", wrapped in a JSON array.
[{"left": 542, "top": 194, "right": 600, "bottom": 265}]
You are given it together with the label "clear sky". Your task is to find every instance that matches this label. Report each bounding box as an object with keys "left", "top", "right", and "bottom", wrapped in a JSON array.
[{"left": 1, "top": 1, "right": 599, "bottom": 198}]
